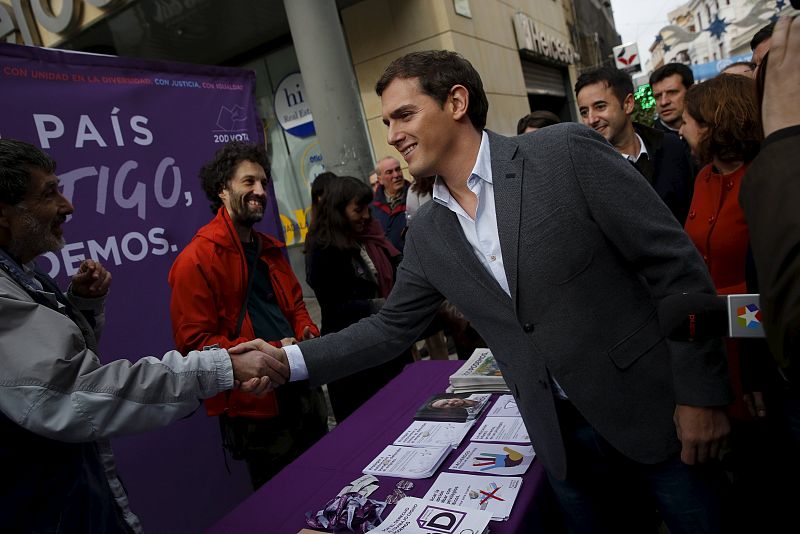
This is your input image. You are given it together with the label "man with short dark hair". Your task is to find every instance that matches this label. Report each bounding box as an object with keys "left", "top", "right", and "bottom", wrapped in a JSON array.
[
  {"left": 0, "top": 139, "right": 281, "bottom": 533},
  {"left": 168, "top": 141, "right": 328, "bottom": 490},
  {"left": 244, "top": 50, "right": 732, "bottom": 533},
  {"left": 371, "top": 155, "right": 409, "bottom": 250},
  {"left": 649, "top": 62, "right": 695, "bottom": 133},
  {"left": 516, "top": 110, "right": 560, "bottom": 134},
  {"left": 576, "top": 66, "right": 695, "bottom": 222}
]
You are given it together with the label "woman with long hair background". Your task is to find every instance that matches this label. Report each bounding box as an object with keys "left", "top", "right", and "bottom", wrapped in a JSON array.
[{"left": 304, "top": 176, "right": 410, "bottom": 422}]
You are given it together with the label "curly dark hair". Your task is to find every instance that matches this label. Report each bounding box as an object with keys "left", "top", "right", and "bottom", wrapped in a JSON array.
[
  {"left": 375, "top": 50, "right": 488, "bottom": 132},
  {"left": 199, "top": 141, "right": 270, "bottom": 214},
  {"left": 684, "top": 74, "right": 762, "bottom": 165},
  {"left": 0, "top": 139, "right": 56, "bottom": 206},
  {"left": 305, "top": 175, "right": 372, "bottom": 253}
]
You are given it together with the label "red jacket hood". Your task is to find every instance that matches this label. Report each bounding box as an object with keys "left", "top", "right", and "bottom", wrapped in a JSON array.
[{"left": 195, "top": 207, "right": 286, "bottom": 251}]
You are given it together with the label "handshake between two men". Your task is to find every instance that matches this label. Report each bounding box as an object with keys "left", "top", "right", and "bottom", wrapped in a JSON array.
[
  {"left": 229, "top": 338, "right": 292, "bottom": 394},
  {"left": 230, "top": 338, "right": 292, "bottom": 394}
]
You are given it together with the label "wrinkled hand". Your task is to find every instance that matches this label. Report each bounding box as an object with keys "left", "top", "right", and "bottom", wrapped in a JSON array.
[
  {"left": 674, "top": 405, "right": 730, "bottom": 464},
  {"left": 229, "top": 339, "right": 290, "bottom": 389},
  {"left": 762, "top": 15, "right": 800, "bottom": 136},
  {"left": 743, "top": 391, "right": 767, "bottom": 418},
  {"left": 71, "top": 259, "right": 111, "bottom": 298},
  {"left": 302, "top": 326, "right": 316, "bottom": 341}
]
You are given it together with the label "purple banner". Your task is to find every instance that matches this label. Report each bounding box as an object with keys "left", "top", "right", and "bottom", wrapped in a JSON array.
[{"left": 0, "top": 42, "right": 279, "bottom": 531}]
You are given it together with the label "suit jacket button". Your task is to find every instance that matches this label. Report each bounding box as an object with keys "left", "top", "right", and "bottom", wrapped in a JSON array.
[{"left": 523, "top": 323, "right": 534, "bottom": 333}]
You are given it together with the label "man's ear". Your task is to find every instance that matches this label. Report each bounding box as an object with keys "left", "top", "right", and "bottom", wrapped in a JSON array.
[
  {"left": 449, "top": 84, "right": 470, "bottom": 121},
  {"left": 623, "top": 93, "right": 635, "bottom": 115}
]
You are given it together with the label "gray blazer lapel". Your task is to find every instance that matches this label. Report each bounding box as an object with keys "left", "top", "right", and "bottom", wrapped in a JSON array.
[
  {"left": 431, "top": 203, "right": 510, "bottom": 303},
  {"left": 488, "top": 131, "right": 522, "bottom": 303}
]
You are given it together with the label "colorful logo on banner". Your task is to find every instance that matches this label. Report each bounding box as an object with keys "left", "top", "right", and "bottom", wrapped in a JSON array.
[
  {"left": 737, "top": 303, "right": 762, "bottom": 329},
  {"left": 274, "top": 72, "right": 315, "bottom": 138}
]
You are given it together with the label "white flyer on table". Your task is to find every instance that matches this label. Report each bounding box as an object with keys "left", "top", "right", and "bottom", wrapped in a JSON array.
[
  {"left": 471, "top": 416, "right": 531, "bottom": 443},
  {"left": 369, "top": 497, "right": 492, "bottom": 534},
  {"left": 486, "top": 395, "right": 521, "bottom": 417},
  {"left": 363, "top": 444, "right": 451, "bottom": 479},
  {"left": 449, "top": 443, "right": 535, "bottom": 476},
  {"left": 394, "top": 420, "right": 475, "bottom": 449},
  {"left": 423, "top": 472, "right": 522, "bottom": 521}
]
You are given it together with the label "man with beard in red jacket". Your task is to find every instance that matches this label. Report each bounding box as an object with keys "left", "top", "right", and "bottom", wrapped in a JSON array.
[{"left": 169, "top": 142, "right": 328, "bottom": 489}]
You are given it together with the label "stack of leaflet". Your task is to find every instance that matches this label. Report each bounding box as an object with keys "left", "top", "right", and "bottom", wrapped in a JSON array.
[
  {"left": 414, "top": 393, "right": 491, "bottom": 423},
  {"left": 362, "top": 444, "right": 451, "bottom": 479},
  {"left": 449, "top": 348, "right": 510, "bottom": 393},
  {"left": 423, "top": 472, "right": 523, "bottom": 521},
  {"left": 369, "top": 497, "right": 492, "bottom": 534},
  {"left": 394, "top": 420, "right": 475, "bottom": 449}
]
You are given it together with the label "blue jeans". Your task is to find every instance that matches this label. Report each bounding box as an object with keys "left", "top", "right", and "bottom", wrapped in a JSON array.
[{"left": 547, "top": 399, "right": 726, "bottom": 534}]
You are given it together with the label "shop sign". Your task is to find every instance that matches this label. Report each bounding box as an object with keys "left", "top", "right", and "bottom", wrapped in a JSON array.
[
  {"left": 0, "top": 0, "right": 120, "bottom": 46},
  {"left": 273, "top": 71, "right": 315, "bottom": 138},
  {"left": 513, "top": 12, "right": 578, "bottom": 65},
  {"left": 613, "top": 42, "right": 642, "bottom": 74}
]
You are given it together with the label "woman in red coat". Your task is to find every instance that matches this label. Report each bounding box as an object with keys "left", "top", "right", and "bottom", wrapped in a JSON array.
[
  {"left": 680, "top": 73, "right": 778, "bottom": 528},
  {"left": 680, "top": 74, "right": 763, "bottom": 419}
]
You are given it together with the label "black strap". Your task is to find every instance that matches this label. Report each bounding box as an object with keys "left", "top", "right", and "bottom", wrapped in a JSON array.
[{"left": 235, "top": 236, "right": 261, "bottom": 338}]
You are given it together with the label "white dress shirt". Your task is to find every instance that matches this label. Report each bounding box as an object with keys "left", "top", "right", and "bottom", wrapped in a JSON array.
[
  {"left": 621, "top": 133, "right": 649, "bottom": 163},
  {"left": 287, "top": 131, "right": 566, "bottom": 398}
]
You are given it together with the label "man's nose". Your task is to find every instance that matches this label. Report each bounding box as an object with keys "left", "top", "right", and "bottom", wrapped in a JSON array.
[
  {"left": 253, "top": 182, "right": 266, "bottom": 196},
  {"left": 387, "top": 123, "right": 401, "bottom": 146},
  {"left": 59, "top": 192, "right": 75, "bottom": 215}
]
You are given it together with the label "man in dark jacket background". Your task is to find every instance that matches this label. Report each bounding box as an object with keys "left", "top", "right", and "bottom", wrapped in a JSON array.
[
  {"left": 576, "top": 66, "right": 695, "bottom": 223},
  {"left": 371, "top": 155, "right": 409, "bottom": 250}
]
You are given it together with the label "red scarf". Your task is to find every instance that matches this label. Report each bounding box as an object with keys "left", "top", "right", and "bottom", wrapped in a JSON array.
[{"left": 359, "top": 219, "right": 401, "bottom": 298}]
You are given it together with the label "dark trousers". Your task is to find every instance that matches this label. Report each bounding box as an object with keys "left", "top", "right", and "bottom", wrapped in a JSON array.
[
  {"left": 547, "top": 399, "right": 727, "bottom": 534},
  {"left": 219, "top": 382, "right": 328, "bottom": 490}
]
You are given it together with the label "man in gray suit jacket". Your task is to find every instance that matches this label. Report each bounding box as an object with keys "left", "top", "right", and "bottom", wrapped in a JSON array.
[{"left": 235, "top": 51, "right": 732, "bottom": 533}]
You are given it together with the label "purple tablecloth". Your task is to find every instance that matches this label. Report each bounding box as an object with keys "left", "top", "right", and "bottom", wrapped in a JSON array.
[{"left": 208, "top": 360, "right": 552, "bottom": 533}]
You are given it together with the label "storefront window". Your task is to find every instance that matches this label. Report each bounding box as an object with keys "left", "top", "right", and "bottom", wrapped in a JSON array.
[{"left": 241, "top": 46, "right": 324, "bottom": 246}]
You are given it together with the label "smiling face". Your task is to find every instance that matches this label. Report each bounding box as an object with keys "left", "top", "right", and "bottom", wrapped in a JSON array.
[
  {"left": 652, "top": 74, "right": 688, "bottom": 129},
  {"left": 381, "top": 77, "right": 458, "bottom": 180},
  {"left": 377, "top": 157, "right": 405, "bottom": 197},
  {"left": 577, "top": 81, "right": 633, "bottom": 147},
  {"left": 219, "top": 160, "right": 268, "bottom": 231},
  {"left": 344, "top": 197, "right": 371, "bottom": 234},
  {"left": 2, "top": 167, "right": 74, "bottom": 263}
]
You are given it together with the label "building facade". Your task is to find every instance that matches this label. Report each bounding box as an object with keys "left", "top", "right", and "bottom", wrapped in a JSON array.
[
  {"left": 2, "top": 0, "right": 587, "bottom": 251},
  {"left": 646, "top": 0, "right": 793, "bottom": 74}
]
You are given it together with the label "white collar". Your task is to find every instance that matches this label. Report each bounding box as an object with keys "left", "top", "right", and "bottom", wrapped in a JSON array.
[
  {"left": 433, "top": 130, "right": 492, "bottom": 204},
  {"left": 621, "top": 133, "right": 648, "bottom": 162}
]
